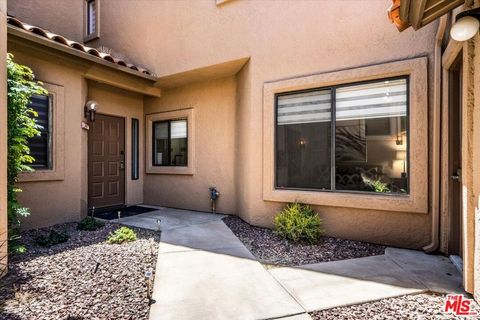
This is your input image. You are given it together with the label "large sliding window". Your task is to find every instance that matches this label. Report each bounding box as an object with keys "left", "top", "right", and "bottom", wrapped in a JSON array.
[
  {"left": 276, "top": 77, "right": 408, "bottom": 194},
  {"left": 152, "top": 119, "right": 188, "bottom": 167}
]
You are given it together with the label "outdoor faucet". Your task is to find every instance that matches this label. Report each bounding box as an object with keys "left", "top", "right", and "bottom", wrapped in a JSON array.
[{"left": 209, "top": 187, "right": 220, "bottom": 214}]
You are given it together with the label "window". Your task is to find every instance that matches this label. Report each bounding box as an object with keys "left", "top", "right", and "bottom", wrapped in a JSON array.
[
  {"left": 84, "top": 0, "right": 99, "bottom": 41},
  {"left": 131, "top": 118, "right": 139, "bottom": 180},
  {"left": 152, "top": 119, "right": 188, "bottom": 167},
  {"left": 87, "top": 0, "right": 96, "bottom": 35},
  {"left": 276, "top": 77, "right": 408, "bottom": 195},
  {"left": 27, "top": 94, "right": 52, "bottom": 169}
]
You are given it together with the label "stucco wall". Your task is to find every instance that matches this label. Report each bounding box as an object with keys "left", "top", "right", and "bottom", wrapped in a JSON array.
[
  {"left": 8, "top": 40, "right": 146, "bottom": 229},
  {"left": 144, "top": 77, "right": 237, "bottom": 214},
  {"left": 99, "top": 0, "right": 437, "bottom": 248},
  {"left": 7, "top": 1, "right": 439, "bottom": 248},
  {"left": 7, "top": 0, "right": 83, "bottom": 43},
  {"left": 8, "top": 45, "right": 88, "bottom": 229}
]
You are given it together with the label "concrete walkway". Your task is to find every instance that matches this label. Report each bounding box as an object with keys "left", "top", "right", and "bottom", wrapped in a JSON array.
[{"left": 118, "top": 206, "right": 463, "bottom": 320}]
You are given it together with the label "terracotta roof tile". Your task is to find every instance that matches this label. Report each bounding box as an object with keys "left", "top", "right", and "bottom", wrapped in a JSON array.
[{"left": 7, "top": 16, "right": 152, "bottom": 75}]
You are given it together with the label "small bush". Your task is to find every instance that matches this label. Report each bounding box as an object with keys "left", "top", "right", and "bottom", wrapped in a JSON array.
[
  {"left": 77, "top": 217, "right": 105, "bottom": 231},
  {"left": 35, "top": 230, "right": 69, "bottom": 247},
  {"left": 274, "top": 202, "right": 324, "bottom": 244},
  {"left": 107, "top": 227, "right": 137, "bottom": 244}
]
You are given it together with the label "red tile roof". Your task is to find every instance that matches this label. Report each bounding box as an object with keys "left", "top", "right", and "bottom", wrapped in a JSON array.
[{"left": 7, "top": 16, "right": 152, "bottom": 75}]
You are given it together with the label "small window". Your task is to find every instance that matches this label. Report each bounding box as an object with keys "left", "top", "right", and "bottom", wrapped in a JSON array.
[
  {"left": 276, "top": 77, "right": 408, "bottom": 195},
  {"left": 131, "top": 118, "right": 139, "bottom": 180},
  {"left": 152, "top": 119, "right": 188, "bottom": 167},
  {"left": 87, "top": 0, "right": 96, "bottom": 35},
  {"left": 84, "top": 0, "right": 99, "bottom": 41},
  {"left": 27, "top": 95, "right": 52, "bottom": 169}
]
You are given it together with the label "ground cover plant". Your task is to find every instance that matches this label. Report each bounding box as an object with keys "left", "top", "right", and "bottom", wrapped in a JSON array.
[
  {"left": 77, "top": 216, "right": 105, "bottom": 231},
  {"left": 274, "top": 202, "right": 324, "bottom": 243},
  {"left": 107, "top": 226, "right": 137, "bottom": 244}
]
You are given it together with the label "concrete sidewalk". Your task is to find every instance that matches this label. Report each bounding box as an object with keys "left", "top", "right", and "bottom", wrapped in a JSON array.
[
  {"left": 118, "top": 206, "right": 463, "bottom": 320},
  {"left": 122, "top": 207, "right": 305, "bottom": 320}
]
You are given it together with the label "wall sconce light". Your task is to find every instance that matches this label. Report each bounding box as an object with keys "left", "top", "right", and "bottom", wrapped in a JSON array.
[
  {"left": 84, "top": 100, "right": 98, "bottom": 122},
  {"left": 299, "top": 138, "right": 307, "bottom": 147},
  {"left": 451, "top": 8, "right": 480, "bottom": 42}
]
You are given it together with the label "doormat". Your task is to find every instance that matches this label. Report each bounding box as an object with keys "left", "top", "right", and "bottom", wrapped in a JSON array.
[{"left": 93, "top": 206, "right": 157, "bottom": 220}]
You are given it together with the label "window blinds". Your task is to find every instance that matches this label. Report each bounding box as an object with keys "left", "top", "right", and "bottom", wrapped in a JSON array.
[
  {"left": 277, "top": 78, "right": 407, "bottom": 125},
  {"left": 171, "top": 120, "right": 187, "bottom": 139}
]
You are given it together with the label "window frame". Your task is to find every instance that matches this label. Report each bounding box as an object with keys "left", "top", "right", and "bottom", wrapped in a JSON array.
[
  {"left": 274, "top": 76, "right": 410, "bottom": 195},
  {"left": 263, "top": 58, "right": 428, "bottom": 214},
  {"left": 146, "top": 109, "right": 195, "bottom": 175},
  {"left": 19, "top": 82, "right": 65, "bottom": 182},
  {"left": 83, "top": 0, "right": 100, "bottom": 42},
  {"left": 28, "top": 94, "right": 54, "bottom": 170},
  {"left": 151, "top": 119, "right": 189, "bottom": 167}
]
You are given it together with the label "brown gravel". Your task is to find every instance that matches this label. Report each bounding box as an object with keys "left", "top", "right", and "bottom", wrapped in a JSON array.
[
  {"left": 223, "top": 215, "right": 385, "bottom": 267},
  {"left": 310, "top": 292, "right": 477, "bottom": 320},
  {"left": 0, "top": 222, "right": 160, "bottom": 320}
]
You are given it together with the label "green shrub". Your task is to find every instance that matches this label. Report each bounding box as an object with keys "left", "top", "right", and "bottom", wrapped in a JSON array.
[
  {"left": 274, "top": 202, "right": 324, "bottom": 243},
  {"left": 7, "top": 53, "right": 47, "bottom": 252},
  {"left": 35, "top": 230, "right": 70, "bottom": 247},
  {"left": 107, "top": 227, "right": 137, "bottom": 244},
  {"left": 77, "top": 217, "right": 105, "bottom": 231}
]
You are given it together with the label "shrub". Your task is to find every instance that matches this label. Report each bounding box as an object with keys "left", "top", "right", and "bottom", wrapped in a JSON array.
[
  {"left": 77, "top": 217, "right": 105, "bottom": 231},
  {"left": 274, "top": 202, "right": 324, "bottom": 244},
  {"left": 35, "top": 230, "right": 70, "bottom": 247},
  {"left": 107, "top": 227, "right": 137, "bottom": 244},
  {"left": 7, "top": 53, "right": 47, "bottom": 252}
]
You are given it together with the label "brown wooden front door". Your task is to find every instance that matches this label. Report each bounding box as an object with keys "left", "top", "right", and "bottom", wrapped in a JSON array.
[{"left": 88, "top": 114, "right": 125, "bottom": 209}]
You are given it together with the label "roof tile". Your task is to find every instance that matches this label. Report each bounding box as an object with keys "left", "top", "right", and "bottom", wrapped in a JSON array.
[{"left": 7, "top": 16, "right": 152, "bottom": 75}]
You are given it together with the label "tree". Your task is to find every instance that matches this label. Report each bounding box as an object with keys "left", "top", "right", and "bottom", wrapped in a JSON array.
[{"left": 7, "top": 53, "right": 47, "bottom": 253}]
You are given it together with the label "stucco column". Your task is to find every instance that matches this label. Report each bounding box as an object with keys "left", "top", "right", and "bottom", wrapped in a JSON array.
[
  {"left": 472, "top": 0, "right": 480, "bottom": 301},
  {"left": 0, "top": 0, "right": 8, "bottom": 275}
]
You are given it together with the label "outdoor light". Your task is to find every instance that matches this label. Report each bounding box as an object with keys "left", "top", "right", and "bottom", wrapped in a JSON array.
[
  {"left": 451, "top": 9, "right": 480, "bottom": 42},
  {"left": 84, "top": 100, "right": 98, "bottom": 122}
]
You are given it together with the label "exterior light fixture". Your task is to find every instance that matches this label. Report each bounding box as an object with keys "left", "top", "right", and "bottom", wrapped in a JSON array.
[
  {"left": 451, "top": 8, "right": 480, "bottom": 42},
  {"left": 84, "top": 100, "right": 98, "bottom": 122}
]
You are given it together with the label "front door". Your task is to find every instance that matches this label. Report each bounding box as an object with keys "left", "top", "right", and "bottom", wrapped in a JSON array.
[
  {"left": 448, "top": 55, "right": 463, "bottom": 258},
  {"left": 88, "top": 114, "right": 125, "bottom": 210}
]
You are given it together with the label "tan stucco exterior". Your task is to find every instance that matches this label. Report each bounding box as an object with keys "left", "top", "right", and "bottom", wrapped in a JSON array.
[
  {"left": 6, "top": 0, "right": 439, "bottom": 249},
  {"left": 144, "top": 77, "right": 237, "bottom": 215},
  {"left": 7, "top": 31, "right": 154, "bottom": 229}
]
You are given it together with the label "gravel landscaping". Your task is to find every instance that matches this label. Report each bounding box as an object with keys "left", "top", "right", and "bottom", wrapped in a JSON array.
[
  {"left": 310, "top": 292, "right": 472, "bottom": 320},
  {"left": 223, "top": 215, "right": 385, "bottom": 266},
  {"left": 0, "top": 222, "right": 160, "bottom": 320}
]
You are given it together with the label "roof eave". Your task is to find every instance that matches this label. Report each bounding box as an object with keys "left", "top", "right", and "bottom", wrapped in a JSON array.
[{"left": 7, "top": 25, "right": 159, "bottom": 82}]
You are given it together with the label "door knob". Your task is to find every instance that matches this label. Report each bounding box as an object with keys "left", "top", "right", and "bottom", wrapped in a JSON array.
[
  {"left": 119, "top": 161, "right": 125, "bottom": 170},
  {"left": 451, "top": 175, "right": 460, "bottom": 180}
]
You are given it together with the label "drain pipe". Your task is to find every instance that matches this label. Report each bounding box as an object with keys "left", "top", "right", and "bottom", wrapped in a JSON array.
[
  {"left": 424, "top": 16, "right": 447, "bottom": 253},
  {"left": 209, "top": 187, "right": 220, "bottom": 214}
]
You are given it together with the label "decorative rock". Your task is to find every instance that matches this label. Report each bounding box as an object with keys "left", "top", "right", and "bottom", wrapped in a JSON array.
[{"left": 0, "top": 222, "right": 160, "bottom": 320}]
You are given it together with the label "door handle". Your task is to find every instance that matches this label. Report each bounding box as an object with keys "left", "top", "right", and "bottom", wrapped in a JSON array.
[
  {"left": 119, "top": 161, "right": 125, "bottom": 170},
  {"left": 451, "top": 168, "right": 462, "bottom": 182}
]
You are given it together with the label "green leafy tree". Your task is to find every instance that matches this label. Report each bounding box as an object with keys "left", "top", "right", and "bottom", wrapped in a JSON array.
[{"left": 7, "top": 53, "right": 47, "bottom": 252}]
